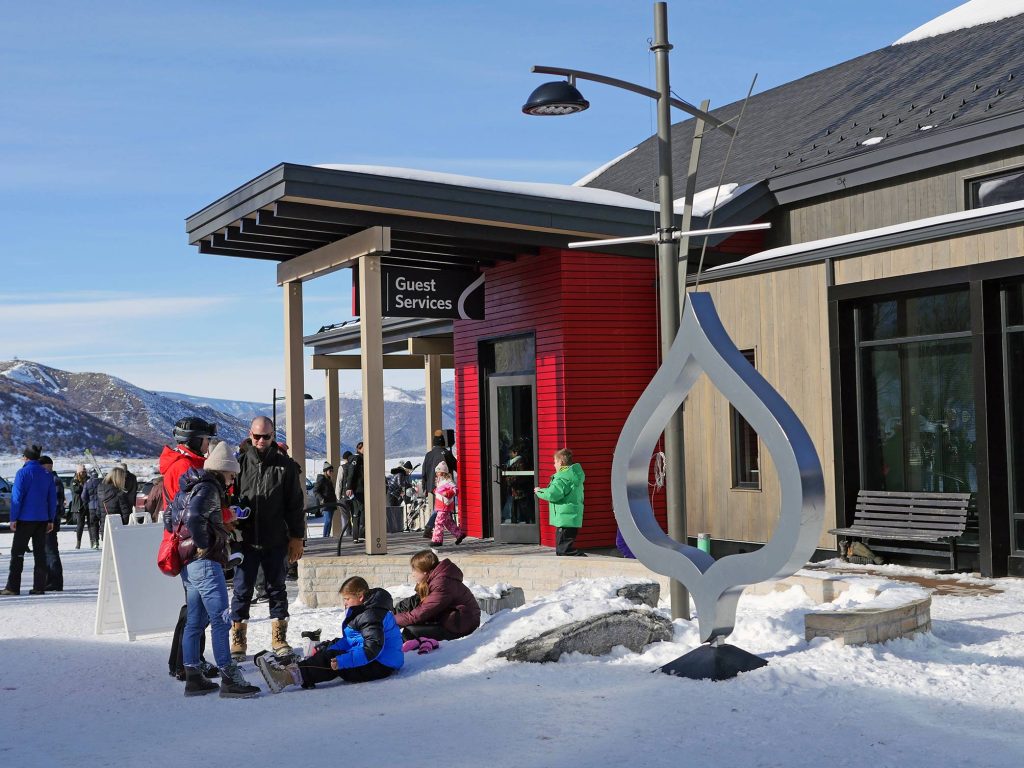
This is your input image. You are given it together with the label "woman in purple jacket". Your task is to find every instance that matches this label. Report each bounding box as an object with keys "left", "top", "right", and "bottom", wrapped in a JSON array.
[{"left": 394, "top": 550, "right": 480, "bottom": 647}]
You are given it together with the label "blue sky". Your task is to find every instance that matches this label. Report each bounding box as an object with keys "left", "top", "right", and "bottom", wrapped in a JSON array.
[{"left": 0, "top": 1, "right": 957, "bottom": 401}]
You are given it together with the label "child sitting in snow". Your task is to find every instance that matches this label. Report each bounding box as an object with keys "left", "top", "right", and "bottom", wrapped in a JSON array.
[{"left": 255, "top": 576, "right": 404, "bottom": 693}]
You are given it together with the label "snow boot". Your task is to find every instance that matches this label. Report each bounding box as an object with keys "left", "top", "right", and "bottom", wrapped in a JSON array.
[
  {"left": 183, "top": 666, "right": 219, "bottom": 697},
  {"left": 255, "top": 653, "right": 302, "bottom": 694},
  {"left": 230, "top": 621, "right": 247, "bottom": 662},
  {"left": 199, "top": 659, "right": 220, "bottom": 679},
  {"left": 219, "top": 662, "right": 260, "bottom": 698},
  {"left": 271, "top": 618, "right": 293, "bottom": 657}
]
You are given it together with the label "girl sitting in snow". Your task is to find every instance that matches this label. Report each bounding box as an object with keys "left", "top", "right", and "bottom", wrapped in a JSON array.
[
  {"left": 394, "top": 549, "right": 481, "bottom": 652},
  {"left": 430, "top": 462, "right": 465, "bottom": 546}
]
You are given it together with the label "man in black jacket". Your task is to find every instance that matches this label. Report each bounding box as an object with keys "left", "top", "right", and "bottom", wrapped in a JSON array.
[
  {"left": 342, "top": 442, "right": 365, "bottom": 543},
  {"left": 229, "top": 417, "right": 306, "bottom": 660},
  {"left": 420, "top": 432, "right": 457, "bottom": 538}
]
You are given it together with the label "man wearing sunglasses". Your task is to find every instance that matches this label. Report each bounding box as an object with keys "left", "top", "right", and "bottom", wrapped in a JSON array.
[{"left": 229, "top": 416, "right": 306, "bottom": 660}]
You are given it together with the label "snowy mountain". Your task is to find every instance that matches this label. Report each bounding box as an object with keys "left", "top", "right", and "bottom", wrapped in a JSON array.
[{"left": 0, "top": 360, "right": 455, "bottom": 459}]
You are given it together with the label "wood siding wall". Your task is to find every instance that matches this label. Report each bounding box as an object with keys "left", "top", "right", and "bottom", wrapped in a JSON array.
[
  {"left": 684, "top": 264, "right": 838, "bottom": 547},
  {"left": 453, "top": 249, "right": 665, "bottom": 549},
  {"left": 834, "top": 224, "right": 1024, "bottom": 284},
  {"left": 772, "top": 149, "right": 1024, "bottom": 248}
]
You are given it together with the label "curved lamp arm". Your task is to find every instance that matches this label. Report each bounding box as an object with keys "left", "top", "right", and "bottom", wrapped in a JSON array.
[{"left": 531, "top": 65, "right": 736, "bottom": 136}]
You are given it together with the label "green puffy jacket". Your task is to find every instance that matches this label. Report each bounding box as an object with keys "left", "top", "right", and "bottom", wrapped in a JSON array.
[{"left": 536, "top": 463, "right": 585, "bottom": 528}]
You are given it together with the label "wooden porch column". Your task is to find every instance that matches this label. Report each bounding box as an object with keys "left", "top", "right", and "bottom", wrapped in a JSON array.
[
  {"left": 324, "top": 367, "right": 341, "bottom": 536},
  {"left": 359, "top": 253, "right": 387, "bottom": 554},
  {"left": 424, "top": 354, "right": 442, "bottom": 449},
  {"left": 283, "top": 280, "right": 306, "bottom": 478}
]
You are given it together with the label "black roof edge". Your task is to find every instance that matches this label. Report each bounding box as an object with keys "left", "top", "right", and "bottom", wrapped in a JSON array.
[
  {"left": 186, "top": 163, "right": 680, "bottom": 248},
  {"left": 690, "top": 203, "right": 1024, "bottom": 285},
  {"left": 305, "top": 317, "right": 454, "bottom": 355},
  {"left": 769, "top": 109, "right": 1024, "bottom": 205}
]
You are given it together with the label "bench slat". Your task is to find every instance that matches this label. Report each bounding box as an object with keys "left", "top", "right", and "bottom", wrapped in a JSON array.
[
  {"left": 830, "top": 527, "right": 960, "bottom": 541},
  {"left": 853, "top": 514, "right": 967, "bottom": 527},
  {"left": 856, "top": 498, "right": 970, "bottom": 510},
  {"left": 857, "top": 491, "right": 971, "bottom": 501}
]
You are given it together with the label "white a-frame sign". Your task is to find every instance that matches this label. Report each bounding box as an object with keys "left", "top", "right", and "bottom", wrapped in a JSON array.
[{"left": 95, "top": 515, "right": 183, "bottom": 640}]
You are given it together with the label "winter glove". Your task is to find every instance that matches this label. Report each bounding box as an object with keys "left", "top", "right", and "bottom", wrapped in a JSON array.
[{"left": 287, "top": 537, "right": 304, "bottom": 563}]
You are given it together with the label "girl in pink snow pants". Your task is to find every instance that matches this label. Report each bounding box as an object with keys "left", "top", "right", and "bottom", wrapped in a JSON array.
[{"left": 431, "top": 462, "right": 464, "bottom": 546}]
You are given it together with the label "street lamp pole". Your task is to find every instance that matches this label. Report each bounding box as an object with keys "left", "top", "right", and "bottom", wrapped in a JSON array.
[
  {"left": 524, "top": 1, "right": 700, "bottom": 620},
  {"left": 649, "top": 2, "right": 690, "bottom": 622}
]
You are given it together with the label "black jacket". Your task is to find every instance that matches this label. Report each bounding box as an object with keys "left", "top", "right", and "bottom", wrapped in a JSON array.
[
  {"left": 231, "top": 442, "right": 305, "bottom": 548},
  {"left": 343, "top": 453, "right": 364, "bottom": 496},
  {"left": 167, "top": 469, "right": 230, "bottom": 567},
  {"left": 98, "top": 481, "right": 132, "bottom": 523},
  {"left": 422, "top": 446, "right": 457, "bottom": 494},
  {"left": 123, "top": 470, "right": 138, "bottom": 500},
  {"left": 313, "top": 472, "right": 337, "bottom": 511}
]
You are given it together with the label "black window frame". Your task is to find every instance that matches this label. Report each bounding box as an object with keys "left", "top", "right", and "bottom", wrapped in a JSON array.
[
  {"left": 730, "top": 349, "right": 761, "bottom": 490},
  {"left": 966, "top": 166, "right": 1024, "bottom": 210}
]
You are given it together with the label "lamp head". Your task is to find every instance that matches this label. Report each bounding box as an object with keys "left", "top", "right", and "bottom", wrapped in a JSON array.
[{"left": 522, "top": 80, "right": 590, "bottom": 116}]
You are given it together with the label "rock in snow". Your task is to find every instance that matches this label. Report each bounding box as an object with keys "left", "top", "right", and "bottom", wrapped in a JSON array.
[{"left": 497, "top": 609, "right": 673, "bottom": 663}]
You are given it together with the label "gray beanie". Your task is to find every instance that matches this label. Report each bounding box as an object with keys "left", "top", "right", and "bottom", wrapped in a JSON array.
[{"left": 204, "top": 441, "right": 240, "bottom": 474}]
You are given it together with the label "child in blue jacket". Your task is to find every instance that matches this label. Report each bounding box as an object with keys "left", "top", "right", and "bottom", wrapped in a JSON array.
[{"left": 256, "top": 576, "right": 403, "bottom": 692}]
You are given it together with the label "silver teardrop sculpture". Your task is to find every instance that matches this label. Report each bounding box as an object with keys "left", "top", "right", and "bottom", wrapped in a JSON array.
[{"left": 612, "top": 292, "right": 825, "bottom": 644}]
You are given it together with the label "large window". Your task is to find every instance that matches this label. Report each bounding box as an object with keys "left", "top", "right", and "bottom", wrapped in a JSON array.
[
  {"left": 968, "top": 168, "right": 1024, "bottom": 209},
  {"left": 730, "top": 350, "right": 760, "bottom": 489},
  {"left": 857, "top": 289, "right": 976, "bottom": 494},
  {"left": 1002, "top": 283, "right": 1024, "bottom": 555}
]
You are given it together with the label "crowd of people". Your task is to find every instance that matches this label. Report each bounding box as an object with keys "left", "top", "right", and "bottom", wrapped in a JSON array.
[{"left": 1, "top": 417, "right": 586, "bottom": 698}]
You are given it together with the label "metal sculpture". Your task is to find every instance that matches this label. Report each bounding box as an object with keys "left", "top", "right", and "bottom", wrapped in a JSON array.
[{"left": 612, "top": 291, "right": 825, "bottom": 678}]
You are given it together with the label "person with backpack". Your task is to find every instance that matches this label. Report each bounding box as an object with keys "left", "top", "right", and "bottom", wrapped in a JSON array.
[{"left": 166, "top": 442, "right": 259, "bottom": 699}]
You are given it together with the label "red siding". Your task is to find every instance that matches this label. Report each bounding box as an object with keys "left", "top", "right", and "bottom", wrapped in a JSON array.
[{"left": 454, "top": 248, "right": 668, "bottom": 549}]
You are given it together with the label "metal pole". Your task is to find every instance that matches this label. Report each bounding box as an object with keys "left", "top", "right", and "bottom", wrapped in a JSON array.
[
  {"left": 652, "top": 1, "right": 690, "bottom": 621},
  {"left": 272, "top": 387, "right": 277, "bottom": 432}
]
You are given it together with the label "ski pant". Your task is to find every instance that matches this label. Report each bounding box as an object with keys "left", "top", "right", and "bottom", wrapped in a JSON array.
[
  {"left": 297, "top": 647, "right": 396, "bottom": 687},
  {"left": 431, "top": 507, "right": 463, "bottom": 545},
  {"left": 230, "top": 542, "right": 289, "bottom": 622},
  {"left": 555, "top": 526, "right": 580, "bottom": 556},
  {"left": 349, "top": 495, "right": 365, "bottom": 540},
  {"left": 75, "top": 513, "right": 99, "bottom": 548},
  {"left": 45, "top": 530, "right": 63, "bottom": 591},
  {"left": 169, "top": 602, "right": 208, "bottom": 676},
  {"left": 4, "top": 521, "right": 49, "bottom": 593}
]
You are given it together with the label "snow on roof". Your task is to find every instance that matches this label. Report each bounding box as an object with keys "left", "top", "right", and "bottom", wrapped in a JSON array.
[
  {"left": 314, "top": 163, "right": 662, "bottom": 212},
  {"left": 683, "top": 183, "right": 755, "bottom": 217},
  {"left": 708, "top": 197, "right": 1024, "bottom": 271},
  {"left": 573, "top": 147, "right": 638, "bottom": 187},
  {"left": 893, "top": 0, "right": 1024, "bottom": 44}
]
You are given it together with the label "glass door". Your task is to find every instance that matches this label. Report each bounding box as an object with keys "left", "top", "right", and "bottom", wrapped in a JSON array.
[{"left": 488, "top": 375, "right": 538, "bottom": 544}]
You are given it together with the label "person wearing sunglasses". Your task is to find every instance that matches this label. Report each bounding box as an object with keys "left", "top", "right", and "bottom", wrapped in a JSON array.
[{"left": 228, "top": 416, "right": 306, "bottom": 662}]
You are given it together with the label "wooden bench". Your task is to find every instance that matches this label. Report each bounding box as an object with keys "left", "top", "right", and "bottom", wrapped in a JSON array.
[{"left": 829, "top": 490, "right": 972, "bottom": 572}]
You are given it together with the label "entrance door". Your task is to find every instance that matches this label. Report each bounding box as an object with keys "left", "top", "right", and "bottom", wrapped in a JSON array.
[{"left": 488, "top": 375, "right": 539, "bottom": 544}]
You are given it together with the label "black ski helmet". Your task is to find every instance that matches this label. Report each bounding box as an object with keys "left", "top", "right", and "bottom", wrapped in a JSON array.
[{"left": 173, "top": 417, "right": 216, "bottom": 454}]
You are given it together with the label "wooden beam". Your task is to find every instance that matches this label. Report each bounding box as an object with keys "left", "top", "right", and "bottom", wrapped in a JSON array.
[
  {"left": 276, "top": 226, "right": 390, "bottom": 285},
  {"left": 312, "top": 354, "right": 454, "bottom": 370},
  {"left": 424, "top": 354, "right": 443, "bottom": 450},
  {"left": 408, "top": 336, "right": 454, "bottom": 356},
  {"left": 283, "top": 281, "right": 306, "bottom": 480},
  {"left": 324, "top": 368, "right": 341, "bottom": 537},
  {"left": 359, "top": 253, "right": 387, "bottom": 555}
]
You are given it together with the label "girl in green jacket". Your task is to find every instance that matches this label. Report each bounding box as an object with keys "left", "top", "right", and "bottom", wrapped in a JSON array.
[{"left": 534, "top": 448, "right": 585, "bottom": 557}]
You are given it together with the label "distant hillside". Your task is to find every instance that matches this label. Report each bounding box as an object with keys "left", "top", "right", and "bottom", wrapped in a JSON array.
[{"left": 0, "top": 360, "right": 455, "bottom": 459}]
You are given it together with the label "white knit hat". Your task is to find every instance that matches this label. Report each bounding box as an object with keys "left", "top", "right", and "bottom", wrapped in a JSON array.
[
  {"left": 205, "top": 441, "right": 240, "bottom": 473},
  {"left": 434, "top": 461, "right": 449, "bottom": 475}
]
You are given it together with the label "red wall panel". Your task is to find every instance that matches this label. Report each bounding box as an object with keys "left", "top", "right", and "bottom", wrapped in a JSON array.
[{"left": 454, "top": 248, "right": 668, "bottom": 549}]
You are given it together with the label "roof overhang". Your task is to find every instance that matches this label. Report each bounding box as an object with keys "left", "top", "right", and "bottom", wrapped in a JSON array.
[
  {"left": 305, "top": 317, "right": 453, "bottom": 355},
  {"left": 185, "top": 163, "right": 697, "bottom": 267}
]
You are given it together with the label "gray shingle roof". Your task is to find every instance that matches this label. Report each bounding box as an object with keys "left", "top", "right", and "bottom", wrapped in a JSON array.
[{"left": 585, "top": 14, "right": 1024, "bottom": 203}]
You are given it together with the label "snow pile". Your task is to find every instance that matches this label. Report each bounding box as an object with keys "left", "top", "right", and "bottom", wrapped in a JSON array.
[
  {"left": 893, "top": 0, "right": 1024, "bottom": 45},
  {"left": 3, "top": 534, "right": 1024, "bottom": 766}
]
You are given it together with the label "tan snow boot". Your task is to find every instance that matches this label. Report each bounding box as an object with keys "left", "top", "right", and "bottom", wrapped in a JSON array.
[
  {"left": 230, "top": 621, "right": 247, "bottom": 662},
  {"left": 271, "top": 618, "right": 293, "bottom": 657}
]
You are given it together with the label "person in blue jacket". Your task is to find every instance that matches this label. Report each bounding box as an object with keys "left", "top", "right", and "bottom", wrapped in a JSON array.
[
  {"left": 2, "top": 445, "right": 57, "bottom": 596},
  {"left": 256, "top": 576, "right": 403, "bottom": 693}
]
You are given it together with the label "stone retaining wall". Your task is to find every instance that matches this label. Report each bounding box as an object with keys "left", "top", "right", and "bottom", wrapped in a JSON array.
[
  {"left": 804, "top": 596, "right": 932, "bottom": 645},
  {"left": 299, "top": 554, "right": 671, "bottom": 608}
]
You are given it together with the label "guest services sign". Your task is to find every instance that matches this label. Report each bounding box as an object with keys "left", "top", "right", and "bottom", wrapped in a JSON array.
[{"left": 381, "top": 265, "right": 485, "bottom": 320}]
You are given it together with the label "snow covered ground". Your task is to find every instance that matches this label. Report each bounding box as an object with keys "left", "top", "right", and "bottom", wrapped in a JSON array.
[{"left": 2, "top": 530, "right": 1023, "bottom": 767}]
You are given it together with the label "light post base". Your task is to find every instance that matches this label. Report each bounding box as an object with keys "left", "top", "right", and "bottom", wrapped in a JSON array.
[{"left": 656, "top": 642, "right": 768, "bottom": 680}]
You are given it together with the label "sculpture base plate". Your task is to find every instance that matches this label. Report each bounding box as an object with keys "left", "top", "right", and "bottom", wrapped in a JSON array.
[{"left": 657, "top": 643, "right": 768, "bottom": 681}]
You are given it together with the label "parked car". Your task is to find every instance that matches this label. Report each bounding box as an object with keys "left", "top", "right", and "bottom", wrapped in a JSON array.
[
  {"left": 134, "top": 477, "right": 160, "bottom": 522},
  {"left": 56, "top": 471, "right": 76, "bottom": 522},
  {"left": 0, "top": 475, "right": 11, "bottom": 526}
]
